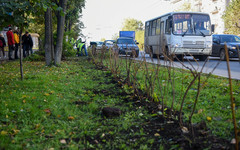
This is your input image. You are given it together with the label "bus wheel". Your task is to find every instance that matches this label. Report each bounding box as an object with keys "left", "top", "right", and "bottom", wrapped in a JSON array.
[
  {"left": 198, "top": 55, "right": 208, "bottom": 61},
  {"left": 150, "top": 48, "right": 157, "bottom": 58},
  {"left": 176, "top": 55, "right": 184, "bottom": 61},
  {"left": 164, "top": 48, "right": 172, "bottom": 61}
]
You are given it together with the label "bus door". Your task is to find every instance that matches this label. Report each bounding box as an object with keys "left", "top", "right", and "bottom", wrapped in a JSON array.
[
  {"left": 160, "top": 21, "right": 165, "bottom": 54},
  {"left": 145, "top": 22, "right": 150, "bottom": 53}
]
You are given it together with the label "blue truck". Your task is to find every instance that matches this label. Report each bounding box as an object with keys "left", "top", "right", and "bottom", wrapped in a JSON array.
[
  {"left": 119, "top": 31, "right": 135, "bottom": 40},
  {"left": 115, "top": 31, "right": 139, "bottom": 57}
]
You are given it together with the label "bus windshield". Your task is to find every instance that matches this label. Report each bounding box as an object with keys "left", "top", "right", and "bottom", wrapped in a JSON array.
[{"left": 173, "top": 14, "right": 211, "bottom": 36}]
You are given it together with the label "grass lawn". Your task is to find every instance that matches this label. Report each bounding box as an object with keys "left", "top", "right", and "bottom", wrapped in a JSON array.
[{"left": 0, "top": 57, "right": 238, "bottom": 149}]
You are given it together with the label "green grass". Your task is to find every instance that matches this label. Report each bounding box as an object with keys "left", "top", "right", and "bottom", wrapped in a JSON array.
[
  {"left": 0, "top": 58, "right": 158, "bottom": 149},
  {"left": 0, "top": 56, "right": 239, "bottom": 149}
]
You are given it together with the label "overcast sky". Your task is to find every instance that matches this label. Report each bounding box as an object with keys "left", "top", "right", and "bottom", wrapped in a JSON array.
[{"left": 81, "top": 0, "right": 173, "bottom": 42}]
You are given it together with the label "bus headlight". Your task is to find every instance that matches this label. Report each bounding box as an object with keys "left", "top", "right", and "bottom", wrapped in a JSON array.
[
  {"left": 205, "top": 41, "right": 212, "bottom": 48},
  {"left": 173, "top": 43, "right": 181, "bottom": 48}
]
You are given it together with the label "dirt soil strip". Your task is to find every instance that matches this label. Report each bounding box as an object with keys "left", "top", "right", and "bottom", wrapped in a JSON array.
[{"left": 86, "top": 61, "right": 233, "bottom": 150}]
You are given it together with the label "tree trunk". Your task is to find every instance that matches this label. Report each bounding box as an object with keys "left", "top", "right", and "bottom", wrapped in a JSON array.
[
  {"left": 45, "top": 8, "right": 52, "bottom": 66},
  {"left": 50, "top": 10, "right": 54, "bottom": 61},
  {"left": 54, "top": 0, "right": 67, "bottom": 65}
]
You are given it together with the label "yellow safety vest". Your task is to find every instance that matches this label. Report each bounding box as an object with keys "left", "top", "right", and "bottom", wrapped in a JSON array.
[{"left": 77, "top": 43, "right": 84, "bottom": 50}]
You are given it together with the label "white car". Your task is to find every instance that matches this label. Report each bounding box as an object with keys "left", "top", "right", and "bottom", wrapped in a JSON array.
[
  {"left": 96, "top": 41, "right": 104, "bottom": 50},
  {"left": 103, "top": 40, "right": 115, "bottom": 50}
]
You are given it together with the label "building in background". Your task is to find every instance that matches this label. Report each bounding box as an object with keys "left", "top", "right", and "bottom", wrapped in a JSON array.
[{"left": 170, "top": 0, "right": 231, "bottom": 34}]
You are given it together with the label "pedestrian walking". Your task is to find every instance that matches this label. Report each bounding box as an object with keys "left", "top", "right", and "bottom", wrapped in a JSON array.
[
  {"left": 6, "top": 27, "right": 15, "bottom": 60},
  {"left": 14, "top": 29, "right": 20, "bottom": 59},
  {"left": 22, "top": 31, "right": 33, "bottom": 57},
  {"left": 0, "top": 33, "right": 6, "bottom": 59}
]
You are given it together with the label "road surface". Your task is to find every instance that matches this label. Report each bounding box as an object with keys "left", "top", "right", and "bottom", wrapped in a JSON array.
[{"left": 137, "top": 51, "right": 240, "bottom": 80}]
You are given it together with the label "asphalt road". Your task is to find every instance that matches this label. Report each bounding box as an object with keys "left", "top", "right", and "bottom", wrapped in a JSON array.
[{"left": 136, "top": 51, "right": 240, "bottom": 80}]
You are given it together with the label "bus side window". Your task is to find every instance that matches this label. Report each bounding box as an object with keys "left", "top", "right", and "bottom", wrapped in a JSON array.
[
  {"left": 145, "top": 22, "right": 149, "bottom": 37},
  {"left": 149, "top": 21, "right": 152, "bottom": 36},
  {"left": 165, "top": 19, "right": 171, "bottom": 34},
  {"left": 156, "top": 19, "right": 161, "bottom": 35},
  {"left": 152, "top": 20, "right": 157, "bottom": 36}
]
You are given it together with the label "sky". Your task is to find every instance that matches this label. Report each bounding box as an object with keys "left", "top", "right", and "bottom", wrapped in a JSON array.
[{"left": 81, "top": 0, "right": 173, "bottom": 42}]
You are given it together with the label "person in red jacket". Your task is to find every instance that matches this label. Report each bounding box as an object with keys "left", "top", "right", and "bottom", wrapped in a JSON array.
[{"left": 6, "top": 27, "right": 15, "bottom": 60}]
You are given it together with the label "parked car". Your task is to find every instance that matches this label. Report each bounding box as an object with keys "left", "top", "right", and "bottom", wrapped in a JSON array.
[
  {"left": 212, "top": 34, "right": 240, "bottom": 60},
  {"left": 96, "top": 41, "right": 104, "bottom": 50},
  {"left": 103, "top": 40, "right": 115, "bottom": 50},
  {"left": 114, "top": 37, "right": 139, "bottom": 57}
]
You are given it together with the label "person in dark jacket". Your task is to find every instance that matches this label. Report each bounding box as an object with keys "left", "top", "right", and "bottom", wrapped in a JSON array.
[
  {"left": 6, "top": 27, "right": 15, "bottom": 60},
  {"left": 22, "top": 31, "right": 33, "bottom": 57},
  {"left": 0, "top": 33, "right": 6, "bottom": 59}
]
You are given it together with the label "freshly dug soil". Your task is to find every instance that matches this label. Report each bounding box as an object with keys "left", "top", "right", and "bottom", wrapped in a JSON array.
[{"left": 87, "top": 61, "right": 235, "bottom": 149}]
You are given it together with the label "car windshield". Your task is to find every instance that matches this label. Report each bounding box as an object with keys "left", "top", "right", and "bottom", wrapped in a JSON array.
[
  {"left": 117, "top": 39, "right": 134, "bottom": 44},
  {"left": 105, "top": 41, "right": 114, "bottom": 45},
  {"left": 173, "top": 14, "right": 211, "bottom": 36},
  {"left": 219, "top": 35, "right": 240, "bottom": 43},
  {"left": 96, "top": 41, "right": 103, "bottom": 45}
]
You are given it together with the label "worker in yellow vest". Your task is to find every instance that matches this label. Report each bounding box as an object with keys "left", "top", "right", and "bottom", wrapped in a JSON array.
[{"left": 77, "top": 39, "right": 88, "bottom": 56}]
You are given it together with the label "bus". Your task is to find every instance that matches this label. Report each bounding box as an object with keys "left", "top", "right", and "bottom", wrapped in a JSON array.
[{"left": 144, "top": 12, "right": 214, "bottom": 61}]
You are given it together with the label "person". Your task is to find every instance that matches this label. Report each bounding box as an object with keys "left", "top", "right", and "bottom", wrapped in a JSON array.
[
  {"left": 13, "top": 29, "right": 20, "bottom": 59},
  {"left": 6, "top": 27, "right": 15, "bottom": 60},
  {"left": 77, "top": 39, "right": 88, "bottom": 56},
  {"left": 22, "top": 31, "right": 33, "bottom": 57},
  {"left": 195, "top": 22, "right": 206, "bottom": 30},
  {"left": 0, "top": 33, "right": 6, "bottom": 59}
]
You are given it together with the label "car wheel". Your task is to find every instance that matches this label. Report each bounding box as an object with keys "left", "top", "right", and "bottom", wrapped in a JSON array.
[
  {"left": 198, "top": 55, "right": 208, "bottom": 61},
  {"left": 150, "top": 49, "right": 155, "bottom": 58},
  {"left": 219, "top": 49, "right": 226, "bottom": 61}
]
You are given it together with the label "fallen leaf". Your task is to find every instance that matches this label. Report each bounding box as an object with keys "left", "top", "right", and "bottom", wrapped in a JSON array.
[
  {"left": 231, "top": 138, "right": 236, "bottom": 144},
  {"left": 44, "top": 109, "right": 51, "bottom": 115},
  {"left": 68, "top": 116, "right": 74, "bottom": 120},
  {"left": 101, "top": 133, "right": 105, "bottom": 138},
  {"left": 1, "top": 131, "right": 7, "bottom": 135},
  {"left": 60, "top": 139, "right": 66, "bottom": 144},
  {"left": 198, "top": 109, "right": 203, "bottom": 114},
  {"left": 44, "top": 93, "right": 50, "bottom": 96},
  {"left": 94, "top": 140, "right": 99, "bottom": 144},
  {"left": 207, "top": 116, "right": 212, "bottom": 122},
  {"left": 35, "top": 124, "right": 40, "bottom": 129},
  {"left": 154, "top": 133, "right": 160, "bottom": 136},
  {"left": 12, "top": 129, "right": 20, "bottom": 135},
  {"left": 22, "top": 95, "right": 27, "bottom": 98},
  {"left": 181, "top": 127, "right": 189, "bottom": 133},
  {"left": 50, "top": 91, "right": 55, "bottom": 94}
]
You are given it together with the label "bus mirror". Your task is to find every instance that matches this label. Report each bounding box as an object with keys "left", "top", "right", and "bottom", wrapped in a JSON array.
[
  {"left": 211, "top": 24, "right": 215, "bottom": 33},
  {"left": 168, "top": 16, "right": 172, "bottom": 19}
]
